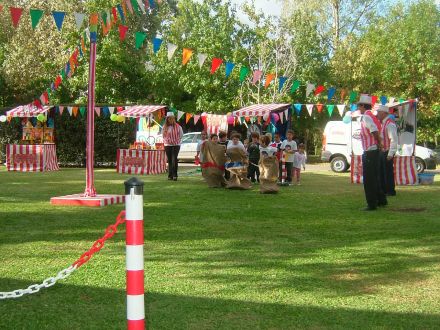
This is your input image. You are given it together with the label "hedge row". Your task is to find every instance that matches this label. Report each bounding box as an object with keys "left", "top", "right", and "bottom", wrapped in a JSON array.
[{"left": 0, "top": 111, "right": 136, "bottom": 166}]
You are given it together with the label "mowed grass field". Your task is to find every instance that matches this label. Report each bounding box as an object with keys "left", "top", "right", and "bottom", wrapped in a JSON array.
[{"left": 1, "top": 166, "right": 440, "bottom": 329}]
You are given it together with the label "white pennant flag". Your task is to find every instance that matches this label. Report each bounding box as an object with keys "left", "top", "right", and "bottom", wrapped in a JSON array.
[
  {"left": 337, "top": 104, "right": 346, "bottom": 117},
  {"left": 279, "top": 112, "right": 284, "bottom": 124},
  {"left": 198, "top": 53, "right": 207, "bottom": 68},
  {"left": 193, "top": 115, "right": 200, "bottom": 124},
  {"left": 306, "top": 83, "right": 315, "bottom": 97},
  {"left": 108, "top": 107, "right": 115, "bottom": 115},
  {"left": 137, "top": 0, "right": 146, "bottom": 13},
  {"left": 167, "top": 43, "right": 178, "bottom": 60},
  {"left": 389, "top": 97, "right": 395, "bottom": 105},
  {"left": 85, "top": 28, "right": 90, "bottom": 41},
  {"left": 177, "top": 110, "right": 184, "bottom": 121},
  {"left": 74, "top": 13, "right": 86, "bottom": 30},
  {"left": 106, "top": 10, "right": 111, "bottom": 26},
  {"left": 67, "top": 107, "right": 73, "bottom": 116},
  {"left": 306, "top": 104, "right": 314, "bottom": 116},
  {"left": 284, "top": 109, "right": 289, "bottom": 121}
]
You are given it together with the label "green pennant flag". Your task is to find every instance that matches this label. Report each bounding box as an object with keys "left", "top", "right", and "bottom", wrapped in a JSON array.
[
  {"left": 131, "top": 0, "right": 141, "bottom": 14},
  {"left": 79, "top": 107, "right": 86, "bottom": 117},
  {"left": 399, "top": 98, "right": 405, "bottom": 103},
  {"left": 135, "top": 32, "right": 147, "bottom": 49},
  {"left": 101, "top": 11, "right": 108, "bottom": 25},
  {"left": 30, "top": 9, "right": 44, "bottom": 30},
  {"left": 239, "top": 66, "right": 249, "bottom": 82},
  {"left": 60, "top": 68, "right": 66, "bottom": 80},
  {"left": 327, "top": 104, "right": 335, "bottom": 117},
  {"left": 46, "top": 88, "right": 52, "bottom": 98},
  {"left": 349, "top": 91, "right": 358, "bottom": 104},
  {"left": 290, "top": 80, "right": 301, "bottom": 94},
  {"left": 130, "top": 117, "right": 135, "bottom": 123}
]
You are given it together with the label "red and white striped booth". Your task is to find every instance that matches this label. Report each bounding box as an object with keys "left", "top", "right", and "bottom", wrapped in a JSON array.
[
  {"left": 116, "top": 149, "right": 166, "bottom": 175},
  {"left": 6, "top": 144, "right": 59, "bottom": 172},
  {"left": 351, "top": 155, "right": 418, "bottom": 185}
]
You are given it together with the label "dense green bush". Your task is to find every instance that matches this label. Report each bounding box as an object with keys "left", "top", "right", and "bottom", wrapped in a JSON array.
[{"left": 0, "top": 108, "right": 136, "bottom": 166}]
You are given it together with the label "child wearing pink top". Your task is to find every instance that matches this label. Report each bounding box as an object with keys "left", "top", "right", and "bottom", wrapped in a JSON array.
[{"left": 292, "top": 143, "right": 306, "bottom": 185}]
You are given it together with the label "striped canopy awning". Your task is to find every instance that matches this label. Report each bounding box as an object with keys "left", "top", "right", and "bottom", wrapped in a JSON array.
[
  {"left": 6, "top": 105, "right": 52, "bottom": 118},
  {"left": 118, "top": 105, "right": 167, "bottom": 118},
  {"left": 233, "top": 104, "right": 291, "bottom": 117}
]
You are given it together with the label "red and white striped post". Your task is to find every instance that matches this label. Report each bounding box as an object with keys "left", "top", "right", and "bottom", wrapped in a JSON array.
[
  {"left": 84, "top": 38, "right": 97, "bottom": 197},
  {"left": 124, "top": 177, "right": 145, "bottom": 330}
]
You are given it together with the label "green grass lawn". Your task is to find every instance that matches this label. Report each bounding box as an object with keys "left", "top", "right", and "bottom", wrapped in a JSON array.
[{"left": 1, "top": 166, "right": 440, "bottom": 329}]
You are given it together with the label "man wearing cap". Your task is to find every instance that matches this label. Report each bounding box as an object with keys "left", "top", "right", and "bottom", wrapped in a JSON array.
[
  {"left": 357, "top": 94, "right": 387, "bottom": 211},
  {"left": 376, "top": 104, "right": 398, "bottom": 196},
  {"left": 163, "top": 111, "right": 183, "bottom": 181}
]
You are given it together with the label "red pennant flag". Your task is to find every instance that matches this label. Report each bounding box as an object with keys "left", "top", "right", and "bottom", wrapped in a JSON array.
[
  {"left": 264, "top": 74, "right": 275, "bottom": 88},
  {"left": 210, "top": 58, "right": 223, "bottom": 74},
  {"left": 118, "top": 25, "right": 129, "bottom": 41},
  {"left": 316, "top": 104, "right": 324, "bottom": 113},
  {"left": 33, "top": 99, "right": 42, "bottom": 109},
  {"left": 0, "top": 5, "right": 3, "bottom": 13},
  {"left": 54, "top": 75, "right": 62, "bottom": 89},
  {"left": 372, "top": 95, "right": 378, "bottom": 105},
  {"left": 314, "top": 85, "right": 325, "bottom": 96},
  {"left": 10, "top": 7, "right": 24, "bottom": 28},
  {"left": 112, "top": 7, "right": 118, "bottom": 22},
  {"left": 201, "top": 115, "right": 207, "bottom": 127}
]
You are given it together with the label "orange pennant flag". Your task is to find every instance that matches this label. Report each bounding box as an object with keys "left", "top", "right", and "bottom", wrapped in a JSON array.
[
  {"left": 72, "top": 107, "right": 79, "bottom": 117},
  {"left": 341, "top": 89, "right": 347, "bottom": 102},
  {"left": 264, "top": 73, "right": 276, "bottom": 88},
  {"left": 90, "top": 13, "right": 99, "bottom": 25},
  {"left": 185, "top": 113, "right": 192, "bottom": 124},
  {"left": 316, "top": 104, "right": 324, "bottom": 113},
  {"left": 102, "top": 22, "right": 109, "bottom": 36},
  {"left": 182, "top": 48, "right": 193, "bottom": 66},
  {"left": 245, "top": 116, "right": 250, "bottom": 122}
]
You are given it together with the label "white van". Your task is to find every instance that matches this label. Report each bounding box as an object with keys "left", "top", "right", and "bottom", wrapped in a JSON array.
[{"left": 321, "top": 120, "right": 437, "bottom": 173}]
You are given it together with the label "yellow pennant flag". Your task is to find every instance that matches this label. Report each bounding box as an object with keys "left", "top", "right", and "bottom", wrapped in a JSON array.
[
  {"left": 182, "top": 48, "right": 193, "bottom": 66},
  {"left": 264, "top": 73, "right": 276, "bottom": 88}
]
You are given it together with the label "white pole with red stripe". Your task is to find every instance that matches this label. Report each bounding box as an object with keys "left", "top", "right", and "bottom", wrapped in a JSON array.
[{"left": 124, "top": 177, "right": 145, "bottom": 330}]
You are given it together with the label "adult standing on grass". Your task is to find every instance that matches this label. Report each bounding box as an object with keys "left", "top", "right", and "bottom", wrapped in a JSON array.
[
  {"left": 358, "top": 95, "right": 387, "bottom": 211},
  {"left": 375, "top": 104, "right": 398, "bottom": 196},
  {"left": 163, "top": 111, "right": 183, "bottom": 181}
]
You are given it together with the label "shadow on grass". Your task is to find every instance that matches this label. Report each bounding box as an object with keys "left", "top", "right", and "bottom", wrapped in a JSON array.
[{"left": 1, "top": 278, "right": 440, "bottom": 329}]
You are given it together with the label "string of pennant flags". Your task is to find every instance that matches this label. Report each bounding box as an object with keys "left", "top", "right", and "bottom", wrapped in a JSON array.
[{"left": 1, "top": 1, "right": 405, "bottom": 114}]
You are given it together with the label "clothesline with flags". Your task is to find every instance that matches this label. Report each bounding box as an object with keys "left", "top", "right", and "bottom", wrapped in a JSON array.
[{"left": 1, "top": 2, "right": 406, "bottom": 108}]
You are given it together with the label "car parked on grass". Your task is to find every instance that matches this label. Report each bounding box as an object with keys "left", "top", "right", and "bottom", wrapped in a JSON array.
[{"left": 178, "top": 132, "right": 203, "bottom": 162}]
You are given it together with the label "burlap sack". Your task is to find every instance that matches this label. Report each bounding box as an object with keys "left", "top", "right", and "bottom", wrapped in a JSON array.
[
  {"left": 259, "top": 156, "right": 279, "bottom": 194},
  {"left": 201, "top": 141, "right": 227, "bottom": 188},
  {"left": 225, "top": 147, "right": 252, "bottom": 190}
]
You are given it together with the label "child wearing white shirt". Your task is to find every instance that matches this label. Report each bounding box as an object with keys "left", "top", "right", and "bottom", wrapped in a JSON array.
[{"left": 292, "top": 143, "right": 306, "bottom": 185}]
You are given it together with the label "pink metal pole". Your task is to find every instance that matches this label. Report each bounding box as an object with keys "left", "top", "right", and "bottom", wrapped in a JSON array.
[
  {"left": 84, "top": 40, "right": 97, "bottom": 197},
  {"left": 124, "top": 178, "right": 145, "bottom": 330}
]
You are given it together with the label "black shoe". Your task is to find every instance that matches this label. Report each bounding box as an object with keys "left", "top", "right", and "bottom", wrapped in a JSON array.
[
  {"left": 386, "top": 193, "right": 396, "bottom": 196},
  {"left": 378, "top": 201, "right": 388, "bottom": 207},
  {"left": 173, "top": 177, "right": 177, "bottom": 181},
  {"left": 362, "top": 206, "right": 377, "bottom": 211}
]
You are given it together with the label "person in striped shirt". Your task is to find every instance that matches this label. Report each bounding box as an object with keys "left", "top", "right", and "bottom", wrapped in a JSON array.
[
  {"left": 358, "top": 95, "right": 387, "bottom": 211},
  {"left": 163, "top": 111, "right": 183, "bottom": 181},
  {"left": 375, "top": 104, "right": 398, "bottom": 196}
]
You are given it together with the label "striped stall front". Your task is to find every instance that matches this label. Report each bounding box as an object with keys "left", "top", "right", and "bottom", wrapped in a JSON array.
[
  {"left": 117, "top": 149, "right": 167, "bottom": 175},
  {"left": 232, "top": 103, "right": 291, "bottom": 117},
  {"left": 6, "top": 144, "right": 59, "bottom": 172},
  {"left": 351, "top": 155, "right": 418, "bottom": 185}
]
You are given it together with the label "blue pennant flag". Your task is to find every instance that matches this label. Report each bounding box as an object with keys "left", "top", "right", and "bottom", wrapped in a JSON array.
[
  {"left": 52, "top": 11, "right": 66, "bottom": 31},
  {"left": 350, "top": 104, "right": 358, "bottom": 111},
  {"left": 149, "top": 0, "right": 156, "bottom": 9},
  {"left": 65, "top": 62, "right": 71, "bottom": 77},
  {"left": 152, "top": 38, "right": 163, "bottom": 54},
  {"left": 78, "top": 44, "right": 83, "bottom": 57},
  {"left": 51, "top": 83, "right": 55, "bottom": 92},
  {"left": 380, "top": 96, "right": 387, "bottom": 105},
  {"left": 225, "top": 62, "right": 235, "bottom": 78},
  {"left": 117, "top": 4, "right": 126, "bottom": 23},
  {"left": 102, "top": 106, "right": 110, "bottom": 117},
  {"left": 54, "top": 106, "right": 59, "bottom": 114},
  {"left": 294, "top": 104, "right": 302, "bottom": 115},
  {"left": 278, "top": 77, "right": 288, "bottom": 92},
  {"left": 327, "top": 87, "right": 336, "bottom": 101}
]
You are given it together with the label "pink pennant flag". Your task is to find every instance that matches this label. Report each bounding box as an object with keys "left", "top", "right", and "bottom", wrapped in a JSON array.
[
  {"left": 59, "top": 106, "right": 64, "bottom": 115},
  {"left": 252, "top": 70, "right": 263, "bottom": 85},
  {"left": 95, "top": 107, "right": 101, "bottom": 116},
  {"left": 125, "top": 0, "right": 134, "bottom": 14}
]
